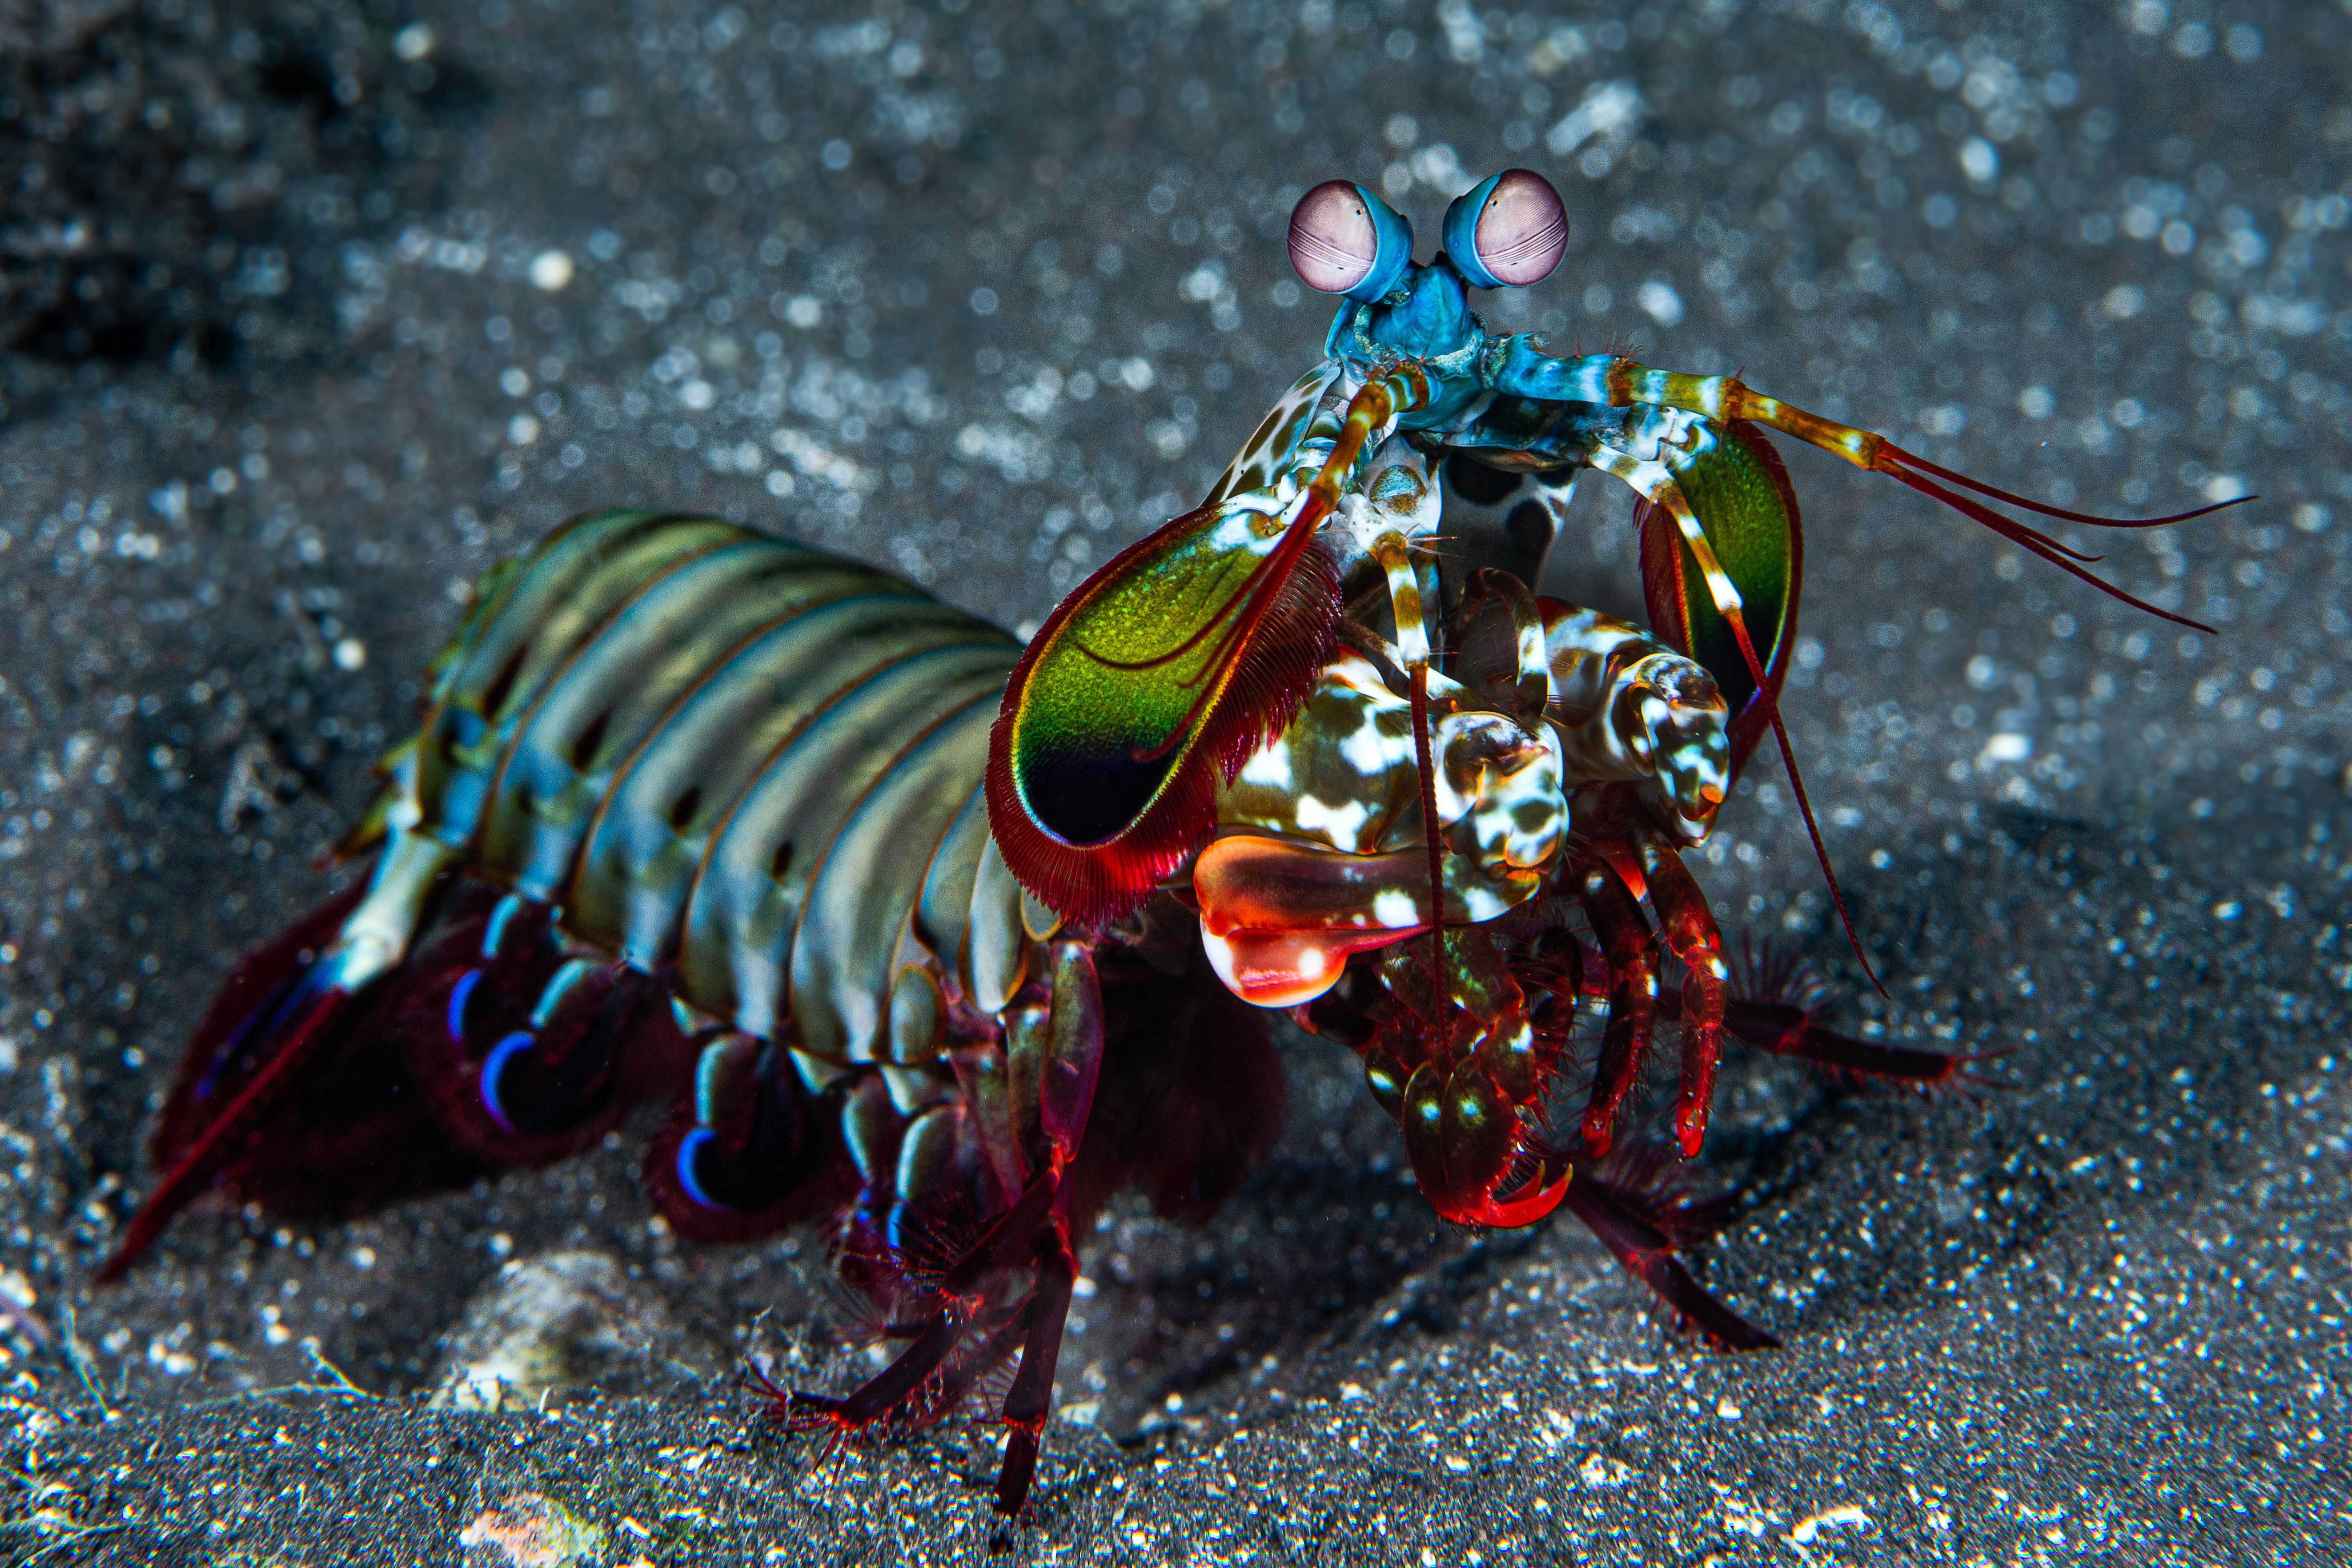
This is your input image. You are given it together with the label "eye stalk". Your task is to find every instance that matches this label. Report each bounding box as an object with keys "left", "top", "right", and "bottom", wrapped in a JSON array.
[
  {"left": 1288, "top": 180, "right": 1415, "bottom": 303},
  {"left": 1441, "top": 169, "right": 1569, "bottom": 290}
]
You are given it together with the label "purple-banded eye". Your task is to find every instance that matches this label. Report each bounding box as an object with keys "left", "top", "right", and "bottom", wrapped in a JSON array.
[
  {"left": 1288, "top": 180, "right": 1415, "bottom": 303},
  {"left": 1441, "top": 169, "right": 1569, "bottom": 290}
]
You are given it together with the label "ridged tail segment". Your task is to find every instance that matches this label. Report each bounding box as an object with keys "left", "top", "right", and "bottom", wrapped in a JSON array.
[
  {"left": 392, "top": 510, "right": 1024, "bottom": 1050},
  {"left": 105, "top": 514, "right": 1033, "bottom": 1277}
]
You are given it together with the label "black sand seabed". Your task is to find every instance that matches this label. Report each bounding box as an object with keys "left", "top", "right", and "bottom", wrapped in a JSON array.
[{"left": 2, "top": 0, "right": 2347, "bottom": 1561}]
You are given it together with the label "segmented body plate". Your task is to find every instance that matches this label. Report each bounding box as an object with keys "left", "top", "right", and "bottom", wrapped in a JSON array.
[
  {"left": 379, "top": 511, "right": 1027, "bottom": 1066},
  {"left": 1199, "top": 362, "right": 1345, "bottom": 510}
]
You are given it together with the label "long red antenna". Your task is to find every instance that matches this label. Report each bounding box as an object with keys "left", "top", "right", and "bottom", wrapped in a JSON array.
[{"left": 1714, "top": 605, "right": 1888, "bottom": 999}]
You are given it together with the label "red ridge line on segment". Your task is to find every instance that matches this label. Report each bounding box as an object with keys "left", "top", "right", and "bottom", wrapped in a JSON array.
[
  {"left": 1129, "top": 492, "right": 1341, "bottom": 764},
  {"left": 1068, "top": 367, "right": 1408, "bottom": 761},
  {"left": 1068, "top": 548, "right": 1254, "bottom": 674}
]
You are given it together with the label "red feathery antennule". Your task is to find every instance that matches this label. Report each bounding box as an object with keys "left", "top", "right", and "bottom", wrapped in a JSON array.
[
  {"left": 1729, "top": 434, "right": 2247, "bottom": 987},
  {"left": 1882, "top": 441, "right": 2247, "bottom": 531},
  {"left": 1868, "top": 443, "right": 2239, "bottom": 634}
]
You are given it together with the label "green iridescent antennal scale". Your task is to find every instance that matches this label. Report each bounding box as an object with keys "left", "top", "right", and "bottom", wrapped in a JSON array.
[
  {"left": 987, "top": 358, "right": 1429, "bottom": 927},
  {"left": 1637, "top": 420, "right": 1802, "bottom": 778},
  {"left": 986, "top": 497, "right": 1343, "bottom": 928}
]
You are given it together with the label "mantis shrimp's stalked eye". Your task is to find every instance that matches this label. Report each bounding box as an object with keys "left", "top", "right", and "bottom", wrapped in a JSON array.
[
  {"left": 1441, "top": 168, "right": 1569, "bottom": 289},
  {"left": 1288, "top": 179, "right": 1414, "bottom": 302}
]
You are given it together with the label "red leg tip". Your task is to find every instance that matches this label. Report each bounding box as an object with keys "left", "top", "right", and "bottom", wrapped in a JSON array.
[
  {"left": 1674, "top": 1111, "right": 1706, "bottom": 1160},
  {"left": 995, "top": 1424, "right": 1042, "bottom": 1515},
  {"left": 1579, "top": 1110, "right": 1615, "bottom": 1160}
]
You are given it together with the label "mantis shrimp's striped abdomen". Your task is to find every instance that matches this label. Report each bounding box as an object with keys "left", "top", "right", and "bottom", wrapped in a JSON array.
[{"left": 403, "top": 510, "right": 1028, "bottom": 1051}]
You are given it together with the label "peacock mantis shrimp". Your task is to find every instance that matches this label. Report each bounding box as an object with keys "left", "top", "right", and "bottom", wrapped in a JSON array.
[{"left": 100, "top": 168, "right": 2229, "bottom": 1514}]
